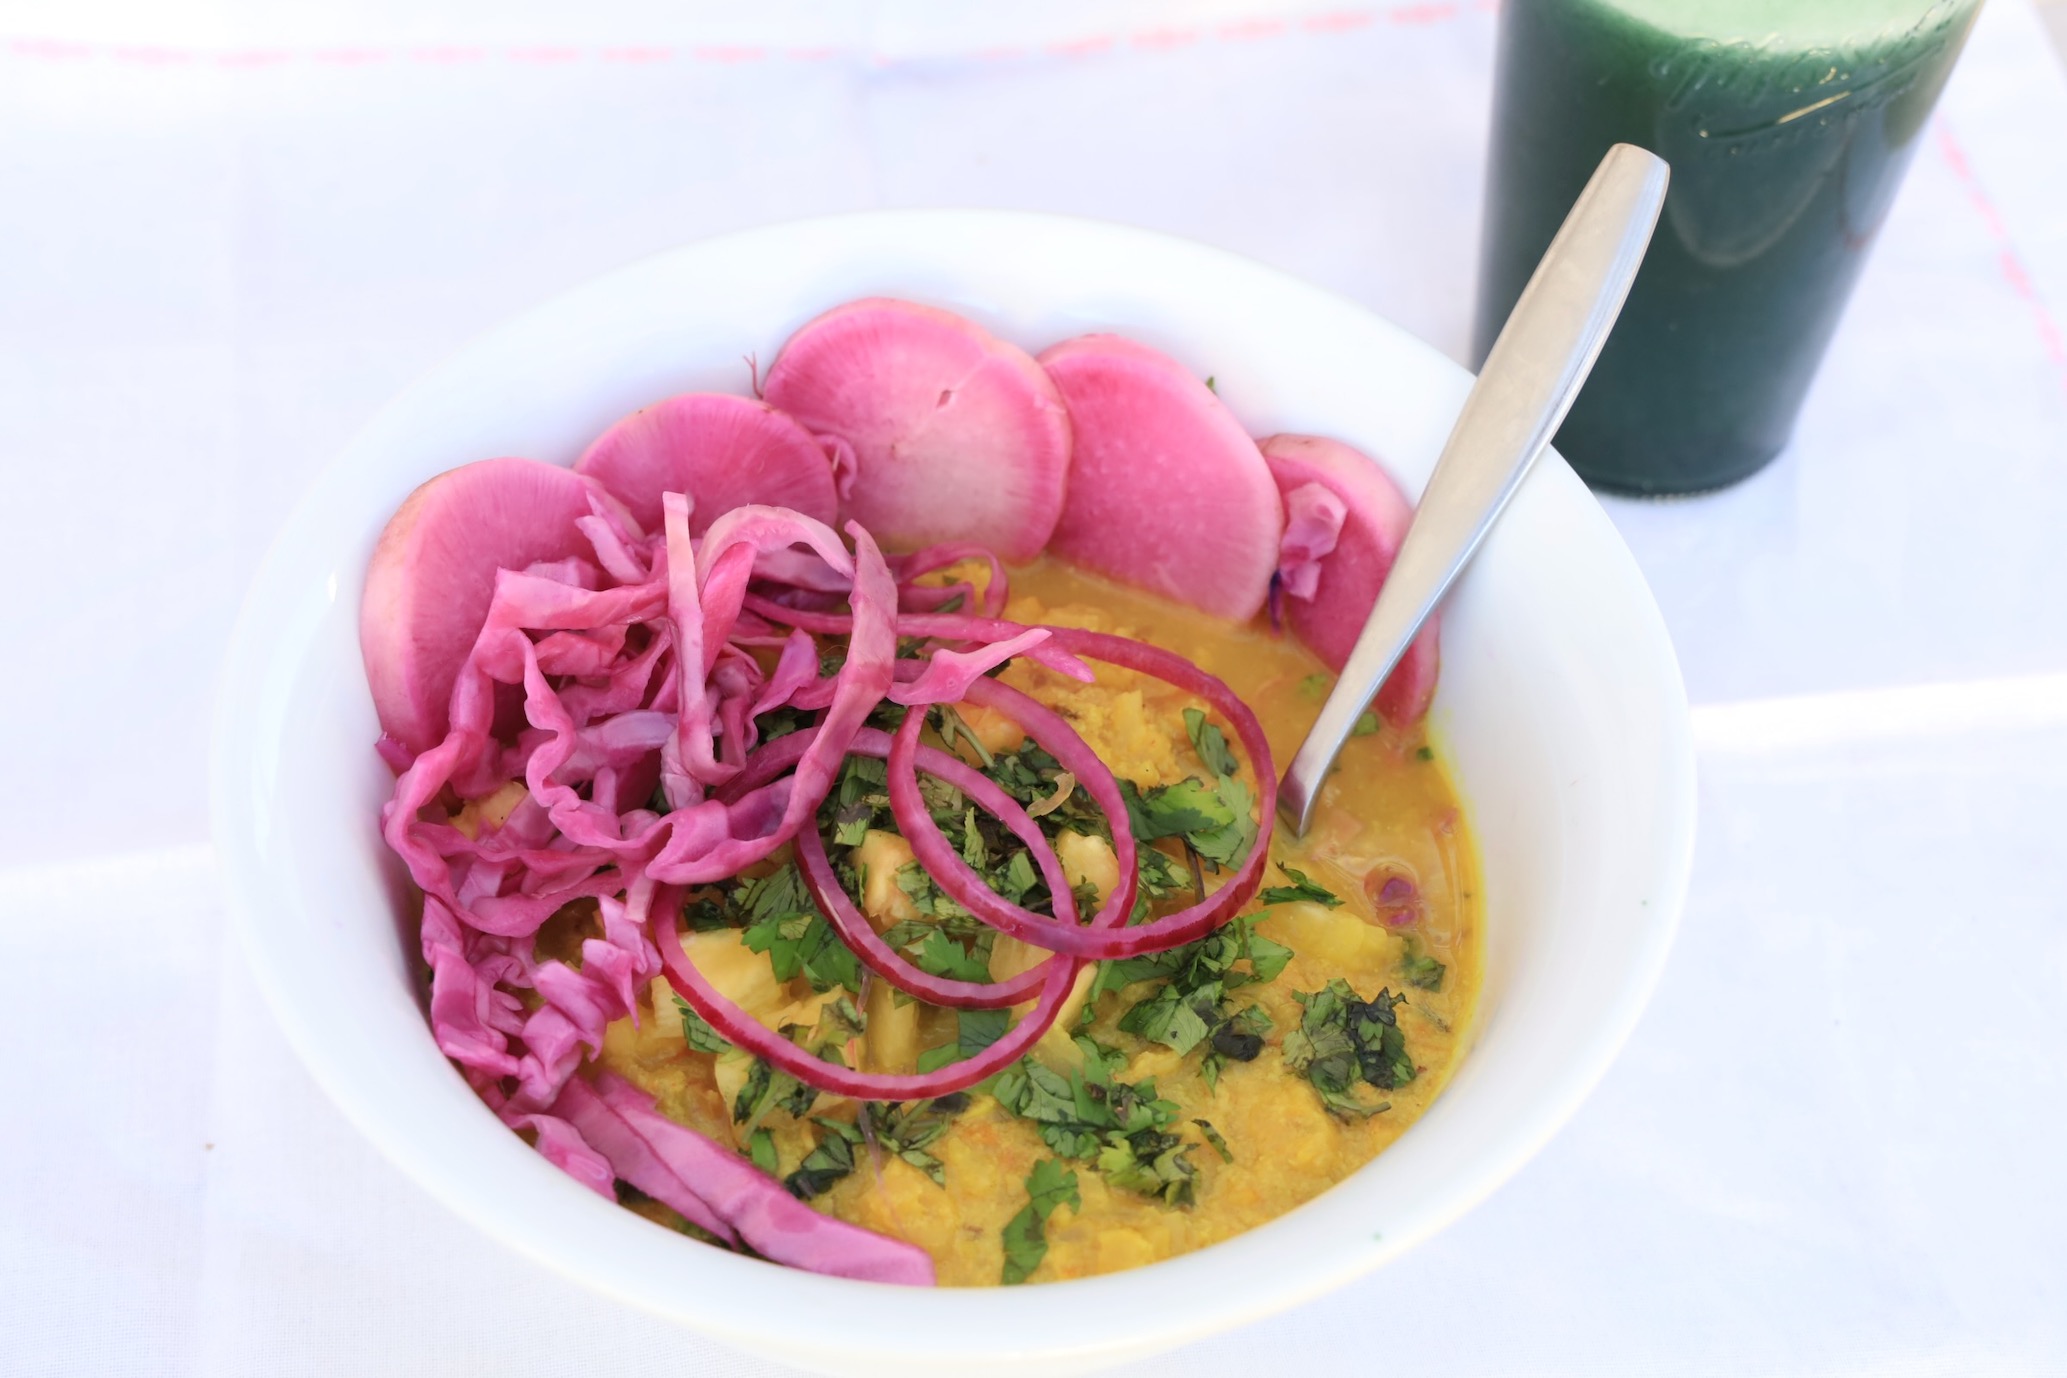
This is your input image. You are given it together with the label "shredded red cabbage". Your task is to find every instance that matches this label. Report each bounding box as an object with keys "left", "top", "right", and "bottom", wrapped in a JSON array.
[{"left": 377, "top": 470, "right": 1282, "bottom": 1286}]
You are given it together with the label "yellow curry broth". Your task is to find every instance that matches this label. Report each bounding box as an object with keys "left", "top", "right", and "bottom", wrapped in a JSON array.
[{"left": 593, "top": 558, "right": 1479, "bottom": 1285}]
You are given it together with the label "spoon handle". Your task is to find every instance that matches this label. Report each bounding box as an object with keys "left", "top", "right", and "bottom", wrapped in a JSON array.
[{"left": 1278, "top": 143, "right": 1669, "bottom": 834}]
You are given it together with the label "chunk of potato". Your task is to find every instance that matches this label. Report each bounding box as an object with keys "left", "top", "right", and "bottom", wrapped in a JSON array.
[
  {"left": 1056, "top": 831, "right": 1120, "bottom": 904},
  {"left": 1258, "top": 899, "right": 1368, "bottom": 967},
  {"left": 854, "top": 829, "right": 919, "bottom": 929},
  {"left": 683, "top": 928, "right": 787, "bottom": 1021},
  {"left": 864, "top": 977, "right": 919, "bottom": 1074},
  {"left": 952, "top": 700, "right": 1027, "bottom": 756}
]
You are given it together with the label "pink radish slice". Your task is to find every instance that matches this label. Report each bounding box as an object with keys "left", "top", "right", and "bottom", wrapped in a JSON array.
[
  {"left": 1040, "top": 335, "right": 1283, "bottom": 622},
  {"left": 361, "top": 457, "right": 602, "bottom": 756},
  {"left": 1260, "top": 433, "right": 1440, "bottom": 727},
  {"left": 761, "top": 298, "right": 1070, "bottom": 563},
  {"left": 573, "top": 392, "right": 838, "bottom": 535}
]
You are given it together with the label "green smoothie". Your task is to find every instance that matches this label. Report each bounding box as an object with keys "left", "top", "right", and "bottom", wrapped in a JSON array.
[{"left": 1475, "top": 0, "right": 1981, "bottom": 494}]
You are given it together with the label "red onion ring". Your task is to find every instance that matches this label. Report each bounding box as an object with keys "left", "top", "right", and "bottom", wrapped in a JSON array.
[
  {"left": 718, "top": 725, "right": 1077, "bottom": 1009},
  {"left": 883, "top": 682, "right": 1145, "bottom": 953},
  {"left": 655, "top": 883, "right": 1079, "bottom": 1099},
  {"left": 887, "top": 629, "right": 1276, "bottom": 959}
]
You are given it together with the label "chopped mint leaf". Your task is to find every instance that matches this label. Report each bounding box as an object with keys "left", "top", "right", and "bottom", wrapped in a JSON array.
[{"left": 747, "top": 1126, "right": 778, "bottom": 1176}]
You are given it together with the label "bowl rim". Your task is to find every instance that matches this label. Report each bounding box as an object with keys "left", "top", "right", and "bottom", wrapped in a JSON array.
[{"left": 209, "top": 206, "right": 1696, "bottom": 1368}]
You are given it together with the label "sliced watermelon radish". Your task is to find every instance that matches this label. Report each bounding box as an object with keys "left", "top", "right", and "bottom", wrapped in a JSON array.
[
  {"left": 761, "top": 298, "right": 1070, "bottom": 563},
  {"left": 1040, "top": 335, "right": 1282, "bottom": 622},
  {"left": 361, "top": 457, "right": 602, "bottom": 755},
  {"left": 573, "top": 392, "right": 838, "bottom": 535},
  {"left": 1260, "top": 433, "right": 1440, "bottom": 727}
]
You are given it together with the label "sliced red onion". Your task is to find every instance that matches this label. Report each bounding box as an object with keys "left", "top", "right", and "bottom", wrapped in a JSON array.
[
  {"left": 887, "top": 629, "right": 1275, "bottom": 959},
  {"left": 656, "top": 883, "right": 1079, "bottom": 1099}
]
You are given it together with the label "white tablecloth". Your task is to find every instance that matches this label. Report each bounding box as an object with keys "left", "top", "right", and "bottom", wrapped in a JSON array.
[{"left": 4, "top": 2, "right": 2064, "bottom": 1373}]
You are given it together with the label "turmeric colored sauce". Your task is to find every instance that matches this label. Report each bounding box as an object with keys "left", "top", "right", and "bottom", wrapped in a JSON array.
[{"left": 592, "top": 558, "right": 1480, "bottom": 1284}]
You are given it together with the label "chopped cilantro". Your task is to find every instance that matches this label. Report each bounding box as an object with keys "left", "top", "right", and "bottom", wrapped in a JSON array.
[
  {"left": 1282, "top": 979, "right": 1417, "bottom": 1118},
  {"left": 784, "top": 1118, "right": 861, "bottom": 1200},
  {"left": 895, "top": 863, "right": 973, "bottom": 924},
  {"left": 1352, "top": 711, "right": 1381, "bottom": 737},
  {"left": 738, "top": 863, "right": 862, "bottom": 994},
  {"left": 1400, "top": 940, "right": 1446, "bottom": 992},
  {"left": 934, "top": 704, "right": 995, "bottom": 768},
  {"left": 1097, "top": 1129, "right": 1196, "bottom": 1207},
  {"left": 1298, "top": 672, "right": 1332, "bottom": 700},
  {"left": 1416, "top": 744, "right": 1435, "bottom": 762},
  {"left": 674, "top": 995, "right": 732, "bottom": 1054},
  {"left": 991, "top": 1042, "right": 1198, "bottom": 1206},
  {"left": 1193, "top": 1118, "right": 1233, "bottom": 1163},
  {"left": 1121, "top": 775, "right": 1257, "bottom": 873},
  {"left": 915, "top": 927, "right": 993, "bottom": 984},
  {"left": 915, "top": 1007, "right": 1010, "bottom": 1073},
  {"left": 1183, "top": 707, "right": 1238, "bottom": 778},
  {"left": 1259, "top": 864, "right": 1344, "bottom": 908},
  {"left": 862, "top": 1093, "right": 970, "bottom": 1186},
  {"left": 1001, "top": 1159, "right": 1079, "bottom": 1285},
  {"left": 995, "top": 850, "right": 1039, "bottom": 903},
  {"left": 959, "top": 805, "right": 987, "bottom": 868},
  {"left": 733, "top": 1057, "right": 818, "bottom": 1127},
  {"left": 747, "top": 1126, "right": 778, "bottom": 1176},
  {"left": 1118, "top": 980, "right": 1221, "bottom": 1055}
]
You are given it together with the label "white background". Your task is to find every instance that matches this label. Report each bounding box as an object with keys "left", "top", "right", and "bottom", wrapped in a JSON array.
[{"left": 3, "top": 1, "right": 2064, "bottom": 1373}]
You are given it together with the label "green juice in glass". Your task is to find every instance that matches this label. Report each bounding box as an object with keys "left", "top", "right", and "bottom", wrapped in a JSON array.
[{"left": 1475, "top": 0, "right": 1981, "bottom": 494}]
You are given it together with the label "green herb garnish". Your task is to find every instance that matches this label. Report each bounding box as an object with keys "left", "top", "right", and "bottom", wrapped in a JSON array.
[
  {"left": 1282, "top": 978, "right": 1417, "bottom": 1118},
  {"left": 1183, "top": 707, "right": 1238, "bottom": 778},
  {"left": 1399, "top": 940, "right": 1446, "bottom": 992},
  {"left": 784, "top": 1118, "right": 862, "bottom": 1200},
  {"left": 675, "top": 995, "right": 732, "bottom": 1054},
  {"left": 738, "top": 863, "right": 862, "bottom": 994},
  {"left": 1001, "top": 1159, "right": 1079, "bottom": 1285},
  {"left": 861, "top": 1092, "right": 971, "bottom": 1186},
  {"left": 1259, "top": 863, "right": 1343, "bottom": 908},
  {"left": 915, "top": 1007, "right": 1010, "bottom": 1073}
]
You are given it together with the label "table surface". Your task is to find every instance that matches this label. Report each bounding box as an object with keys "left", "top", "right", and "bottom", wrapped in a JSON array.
[{"left": 4, "top": 2, "right": 2064, "bottom": 1375}]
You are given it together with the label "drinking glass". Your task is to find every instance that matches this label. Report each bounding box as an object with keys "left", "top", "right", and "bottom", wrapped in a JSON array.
[{"left": 1474, "top": 0, "right": 1983, "bottom": 494}]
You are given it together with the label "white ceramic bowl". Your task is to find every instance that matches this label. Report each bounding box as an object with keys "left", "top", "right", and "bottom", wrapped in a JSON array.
[{"left": 211, "top": 210, "right": 1695, "bottom": 1377}]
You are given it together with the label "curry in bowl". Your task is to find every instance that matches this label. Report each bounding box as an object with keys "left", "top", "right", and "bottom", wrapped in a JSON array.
[{"left": 364, "top": 298, "right": 1479, "bottom": 1287}]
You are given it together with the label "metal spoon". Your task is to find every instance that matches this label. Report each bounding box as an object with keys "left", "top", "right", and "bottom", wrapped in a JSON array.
[{"left": 1278, "top": 143, "right": 1669, "bottom": 835}]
